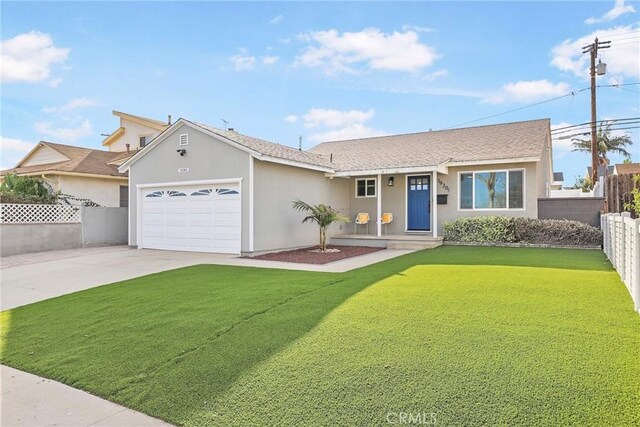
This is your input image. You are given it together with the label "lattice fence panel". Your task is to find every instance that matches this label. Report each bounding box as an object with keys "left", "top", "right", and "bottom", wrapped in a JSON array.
[{"left": 0, "top": 204, "right": 80, "bottom": 224}]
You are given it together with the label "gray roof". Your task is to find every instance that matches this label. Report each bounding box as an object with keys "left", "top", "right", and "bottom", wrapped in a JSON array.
[
  {"left": 586, "top": 165, "right": 615, "bottom": 177},
  {"left": 309, "top": 118, "right": 550, "bottom": 172},
  {"left": 189, "top": 121, "right": 333, "bottom": 169},
  {"left": 553, "top": 172, "right": 564, "bottom": 182}
]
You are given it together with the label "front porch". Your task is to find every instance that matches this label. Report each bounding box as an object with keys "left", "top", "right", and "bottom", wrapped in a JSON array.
[
  {"left": 342, "top": 170, "right": 442, "bottom": 239},
  {"left": 331, "top": 233, "right": 443, "bottom": 250}
]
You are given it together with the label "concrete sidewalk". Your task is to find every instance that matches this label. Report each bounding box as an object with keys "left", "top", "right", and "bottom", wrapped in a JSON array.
[{"left": 1, "top": 365, "right": 171, "bottom": 426}]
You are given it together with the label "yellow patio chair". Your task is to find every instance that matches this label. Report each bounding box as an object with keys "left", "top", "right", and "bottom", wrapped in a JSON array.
[
  {"left": 355, "top": 212, "right": 370, "bottom": 234},
  {"left": 381, "top": 212, "right": 393, "bottom": 235}
]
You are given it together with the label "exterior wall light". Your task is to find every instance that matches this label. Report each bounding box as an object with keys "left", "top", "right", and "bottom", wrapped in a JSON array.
[{"left": 388, "top": 177, "right": 395, "bottom": 187}]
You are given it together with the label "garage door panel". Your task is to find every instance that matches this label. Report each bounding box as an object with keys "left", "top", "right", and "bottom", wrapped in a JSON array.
[{"left": 141, "top": 183, "right": 241, "bottom": 254}]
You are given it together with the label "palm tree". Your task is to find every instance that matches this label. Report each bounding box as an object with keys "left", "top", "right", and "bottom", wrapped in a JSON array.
[
  {"left": 571, "top": 122, "right": 633, "bottom": 166},
  {"left": 292, "top": 200, "right": 349, "bottom": 252}
]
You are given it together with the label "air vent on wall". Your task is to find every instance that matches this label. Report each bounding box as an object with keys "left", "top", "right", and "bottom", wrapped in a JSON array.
[{"left": 179, "top": 134, "right": 188, "bottom": 146}]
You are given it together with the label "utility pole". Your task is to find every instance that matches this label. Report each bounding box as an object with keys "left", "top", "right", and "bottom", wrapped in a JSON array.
[{"left": 582, "top": 37, "right": 610, "bottom": 184}]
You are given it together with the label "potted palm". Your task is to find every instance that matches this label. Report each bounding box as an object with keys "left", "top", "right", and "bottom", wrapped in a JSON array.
[{"left": 292, "top": 199, "right": 349, "bottom": 252}]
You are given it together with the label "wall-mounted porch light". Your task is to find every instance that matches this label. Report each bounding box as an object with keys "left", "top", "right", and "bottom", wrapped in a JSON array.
[{"left": 388, "top": 176, "right": 395, "bottom": 187}]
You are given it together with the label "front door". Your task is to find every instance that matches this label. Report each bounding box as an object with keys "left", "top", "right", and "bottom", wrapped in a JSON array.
[{"left": 407, "top": 175, "right": 430, "bottom": 231}]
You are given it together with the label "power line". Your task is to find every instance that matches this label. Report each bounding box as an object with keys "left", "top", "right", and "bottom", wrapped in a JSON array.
[
  {"left": 556, "top": 125, "right": 640, "bottom": 140},
  {"left": 443, "top": 87, "right": 589, "bottom": 129},
  {"left": 551, "top": 117, "right": 640, "bottom": 133}
]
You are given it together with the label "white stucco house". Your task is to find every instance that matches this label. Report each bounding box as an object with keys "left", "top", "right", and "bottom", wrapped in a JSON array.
[
  {"left": 1, "top": 111, "right": 169, "bottom": 207},
  {"left": 118, "top": 117, "right": 553, "bottom": 255}
]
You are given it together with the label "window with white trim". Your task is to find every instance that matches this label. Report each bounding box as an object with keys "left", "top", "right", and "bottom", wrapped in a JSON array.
[
  {"left": 139, "top": 135, "right": 153, "bottom": 148},
  {"left": 459, "top": 169, "right": 524, "bottom": 210},
  {"left": 356, "top": 178, "right": 376, "bottom": 198}
]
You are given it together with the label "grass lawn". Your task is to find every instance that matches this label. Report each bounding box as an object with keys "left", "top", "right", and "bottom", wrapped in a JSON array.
[{"left": 1, "top": 247, "right": 639, "bottom": 425}]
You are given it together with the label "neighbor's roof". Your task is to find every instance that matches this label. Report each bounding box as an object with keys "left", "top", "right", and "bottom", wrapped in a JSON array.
[
  {"left": 586, "top": 165, "right": 615, "bottom": 176},
  {"left": 615, "top": 162, "right": 640, "bottom": 175},
  {"left": 553, "top": 172, "right": 564, "bottom": 182},
  {"left": 189, "top": 121, "right": 335, "bottom": 169},
  {"left": 1, "top": 142, "right": 130, "bottom": 178},
  {"left": 309, "top": 118, "right": 551, "bottom": 172}
]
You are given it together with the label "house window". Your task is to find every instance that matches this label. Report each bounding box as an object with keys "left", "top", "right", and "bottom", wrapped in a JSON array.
[
  {"left": 356, "top": 178, "right": 376, "bottom": 198},
  {"left": 119, "top": 186, "right": 129, "bottom": 207},
  {"left": 139, "top": 135, "right": 152, "bottom": 148},
  {"left": 459, "top": 169, "right": 524, "bottom": 210}
]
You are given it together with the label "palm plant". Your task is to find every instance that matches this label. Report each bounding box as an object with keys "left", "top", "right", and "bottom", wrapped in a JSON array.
[
  {"left": 292, "top": 199, "right": 349, "bottom": 252},
  {"left": 571, "top": 122, "right": 633, "bottom": 166}
]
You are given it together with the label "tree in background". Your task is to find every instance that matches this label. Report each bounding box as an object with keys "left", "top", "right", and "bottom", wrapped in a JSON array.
[
  {"left": 571, "top": 122, "right": 633, "bottom": 166},
  {"left": 0, "top": 174, "right": 58, "bottom": 204}
]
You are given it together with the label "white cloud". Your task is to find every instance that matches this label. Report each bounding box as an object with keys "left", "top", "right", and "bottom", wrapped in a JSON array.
[
  {"left": 299, "top": 107, "right": 384, "bottom": 142},
  {"left": 284, "top": 115, "right": 298, "bottom": 123},
  {"left": 295, "top": 28, "right": 439, "bottom": 74},
  {"left": 551, "top": 122, "right": 578, "bottom": 158},
  {"left": 262, "top": 55, "right": 279, "bottom": 65},
  {"left": 421, "top": 69, "right": 448, "bottom": 81},
  {"left": 0, "top": 136, "right": 34, "bottom": 153},
  {"left": 270, "top": 15, "right": 284, "bottom": 24},
  {"left": 302, "top": 108, "right": 375, "bottom": 128},
  {"left": 1, "top": 31, "right": 69, "bottom": 83},
  {"left": 48, "top": 77, "right": 63, "bottom": 88},
  {"left": 229, "top": 49, "right": 256, "bottom": 71},
  {"left": 401, "top": 24, "right": 435, "bottom": 33},
  {"left": 484, "top": 80, "right": 570, "bottom": 104},
  {"left": 43, "top": 97, "right": 100, "bottom": 114},
  {"left": 278, "top": 38, "right": 291, "bottom": 44},
  {"left": 309, "top": 124, "right": 385, "bottom": 143},
  {"left": 585, "top": 0, "right": 636, "bottom": 24},
  {"left": 35, "top": 119, "right": 92, "bottom": 142},
  {"left": 551, "top": 25, "right": 640, "bottom": 78}
]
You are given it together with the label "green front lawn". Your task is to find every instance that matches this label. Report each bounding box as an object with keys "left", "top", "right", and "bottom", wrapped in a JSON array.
[{"left": 1, "top": 247, "right": 639, "bottom": 425}]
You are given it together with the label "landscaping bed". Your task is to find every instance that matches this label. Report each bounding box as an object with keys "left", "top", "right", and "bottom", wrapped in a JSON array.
[{"left": 252, "top": 245, "right": 384, "bottom": 264}]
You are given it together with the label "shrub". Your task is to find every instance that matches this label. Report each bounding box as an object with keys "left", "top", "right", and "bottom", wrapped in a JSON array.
[
  {"left": 443, "top": 216, "right": 517, "bottom": 243},
  {"left": 513, "top": 217, "right": 602, "bottom": 246},
  {"left": 443, "top": 216, "right": 602, "bottom": 246}
]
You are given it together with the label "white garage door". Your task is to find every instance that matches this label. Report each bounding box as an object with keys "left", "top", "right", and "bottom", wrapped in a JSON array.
[{"left": 140, "top": 183, "right": 241, "bottom": 254}]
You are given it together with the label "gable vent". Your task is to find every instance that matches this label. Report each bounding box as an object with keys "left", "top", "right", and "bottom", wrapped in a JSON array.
[{"left": 179, "top": 134, "right": 188, "bottom": 146}]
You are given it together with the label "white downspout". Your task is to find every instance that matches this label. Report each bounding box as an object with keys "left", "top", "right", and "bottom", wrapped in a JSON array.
[
  {"left": 377, "top": 174, "right": 382, "bottom": 237},
  {"left": 432, "top": 172, "right": 438, "bottom": 238}
]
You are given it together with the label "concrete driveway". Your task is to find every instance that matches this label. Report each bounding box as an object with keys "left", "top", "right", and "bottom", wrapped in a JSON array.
[{"left": 0, "top": 246, "right": 235, "bottom": 310}]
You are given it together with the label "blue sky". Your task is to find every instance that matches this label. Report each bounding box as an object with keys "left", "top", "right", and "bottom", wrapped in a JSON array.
[{"left": 1, "top": 1, "right": 639, "bottom": 185}]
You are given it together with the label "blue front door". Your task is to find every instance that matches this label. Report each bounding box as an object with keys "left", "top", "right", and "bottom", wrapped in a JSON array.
[{"left": 407, "top": 175, "right": 431, "bottom": 231}]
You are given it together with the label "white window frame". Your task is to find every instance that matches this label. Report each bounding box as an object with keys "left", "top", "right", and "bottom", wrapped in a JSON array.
[
  {"left": 355, "top": 177, "right": 377, "bottom": 198},
  {"left": 457, "top": 168, "right": 526, "bottom": 211}
]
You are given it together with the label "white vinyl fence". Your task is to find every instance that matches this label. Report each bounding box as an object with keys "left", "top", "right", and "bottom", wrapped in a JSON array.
[{"left": 601, "top": 212, "right": 640, "bottom": 312}]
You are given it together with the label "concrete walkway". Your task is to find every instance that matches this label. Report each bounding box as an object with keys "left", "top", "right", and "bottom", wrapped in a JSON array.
[
  {"left": 1, "top": 365, "right": 171, "bottom": 426},
  {"left": 1, "top": 246, "right": 414, "bottom": 311},
  {"left": 1, "top": 245, "right": 415, "bottom": 426}
]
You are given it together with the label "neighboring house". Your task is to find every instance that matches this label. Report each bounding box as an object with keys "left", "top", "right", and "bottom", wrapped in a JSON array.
[
  {"left": 119, "top": 117, "right": 553, "bottom": 255},
  {"left": 1, "top": 111, "right": 170, "bottom": 207},
  {"left": 1, "top": 142, "right": 129, "bottom": 207},
  {"left": 102, "top": 110, "right": 170, "bottom": 152},
  {"left": 613, "top": 162, "right": 640, "bottom": 175},
  {"left": 550, "top": 172, "right": 564, "bottom": 190}
]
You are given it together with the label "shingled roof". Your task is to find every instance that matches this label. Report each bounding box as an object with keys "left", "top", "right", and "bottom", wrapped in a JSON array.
[
  {"left": 189, "top": 121, "right": 334, "bottom": 169},
  {"left": 1, "top": 142, "right": 130, "bottom": 177},
  {"left": 615, "top": 162, "right": 640, "bottom": 175},
  {"left": 309, "top": 118, "right": 551, "bottom": 172}
]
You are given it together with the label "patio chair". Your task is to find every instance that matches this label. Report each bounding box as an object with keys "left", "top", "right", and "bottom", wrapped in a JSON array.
[
  {"left": 381, "top": 212, "right": 393, "bottom": 235},
  {"left": 355, "top": 212, "right": 370, "bottom": 234}
]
